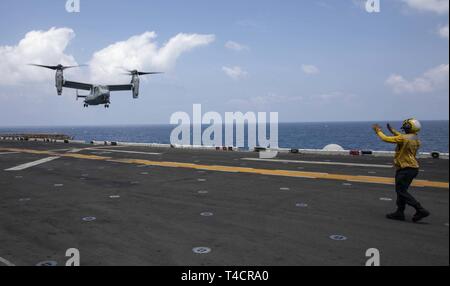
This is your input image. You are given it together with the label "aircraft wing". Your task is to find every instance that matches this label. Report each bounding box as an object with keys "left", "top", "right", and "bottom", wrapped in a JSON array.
[
  {"left": 107, "top": 84, "right": 133, "bottom": 91},
  {"left": 63, "top": 80, "right": 93, "bottom": 91}
]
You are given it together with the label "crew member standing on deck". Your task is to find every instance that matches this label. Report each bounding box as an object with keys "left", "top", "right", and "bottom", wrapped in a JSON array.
[{"left": 372, "top": 119, "right": 430, "bottom": 222}]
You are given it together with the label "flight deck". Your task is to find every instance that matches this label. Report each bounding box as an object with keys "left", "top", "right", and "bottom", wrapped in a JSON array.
[{"left": 0, "top": 140, "right": 448, "bottom": 266}]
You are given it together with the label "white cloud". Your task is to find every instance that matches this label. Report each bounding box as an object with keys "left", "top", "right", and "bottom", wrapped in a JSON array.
[
  {"left": 438, "top": 24, "right": 449, "bottom": 39},
  {"left": 301, "top": 64, "right": 320, "bottom": 75},
  {"left": 225, "top": 41, "right": 249, "bottom": 52},
  {"left": 386, "top": 64, "right": 449, "bottom": 94},
  {"left": 401, "top": 0, "right": 449, "bottom": 14},
  {"left": 0, "top": 28, "right": 215, "bottom": 86},
  {"left": 222, "top": 66, "right": 248, "bottom": 80},
  {"left": 89, "top": 32, "right": 215, "bottom": 83},
  {"left": 0, "top": 27, "right": 78, "bottom": 85}
]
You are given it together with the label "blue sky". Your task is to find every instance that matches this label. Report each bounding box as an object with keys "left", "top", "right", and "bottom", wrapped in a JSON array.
[{"left": 0, "top": 0, "right": 448, "bottom": 126}]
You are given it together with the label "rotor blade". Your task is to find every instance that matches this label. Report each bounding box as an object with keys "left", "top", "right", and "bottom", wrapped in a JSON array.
[
  {"left": 28, "top": 64, "right": 59, "bottom": 70},
  {"left": 138, "top": 72, "right": 164, "bottom": 75},
  {"left": 62, "top": 64, "right": 88, "bottom": 70}
]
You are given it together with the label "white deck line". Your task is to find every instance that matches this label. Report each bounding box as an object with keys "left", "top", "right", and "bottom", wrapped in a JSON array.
[
  {"left": 5, "top": 156, "right": 60, "bottom": 171},
  {"left": 0, "top": 257, "right": 15, "bottom": 266}
]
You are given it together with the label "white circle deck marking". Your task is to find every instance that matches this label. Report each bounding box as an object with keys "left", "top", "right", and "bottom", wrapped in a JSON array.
[
  {"left": 82, "top": 217, "right": 96, "bottom": 222},
  {"left": 192, "top": 247, "right": 211, "bottom": 254},
  {"left": 280, "top": 187, "right": 290, "bottom": 191},
  {"left": 36, "top": 261, "right": 57, "bottom": 266},
  {"left": 141, "top": 172, "right": 149, "bottom": 175},
  {"left": 330, "top": 235, "right": 347, "bottom": 241},
  {"left": 81, "top": 174, "right": 89, "bottom": 177},
  {"left": 200, "top": 212, "right": 214, "bottom": 217},
  {"left": 368, "top": 171, "right": 377, "bottom": 174},
  {"left": 109, "top": 195, "right": 120, "bottom": 199},
  {"left": 19, "top": 198, "right": 31, "bottom": 202},
  {"left": 296, "top": 203, "right": 308, "bottom": 208},
  {"left": 445, "top": 223, "right": 449, "bottom": 227},
  {"left": 54, "top": 184, "right": 64, "bottom": 187},
  {"left": 198, "top": 179, "right": 207, "bottom": 182},
  {"left": 15, "top": 176, "right": 23, "bottom": 179},
  {"left": 343, "top": 183, "right": 352, "bottom": 186},
  {"left": 131, "top": 181, "right": 140, "bottom": 185},
  {"left": 380, "top": 197, "right": 393, "bottom": 201},
  {"left": 198, "top": 190, "right": 209, "bottom": 194}
]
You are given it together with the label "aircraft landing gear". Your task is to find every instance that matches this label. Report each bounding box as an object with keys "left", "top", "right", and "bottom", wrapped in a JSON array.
[
  {"left": 83, "top": 104, "right": 88, "bottom": 108},
  {"left": 104, "top": 104, "right": 110, "bottom": 108}
]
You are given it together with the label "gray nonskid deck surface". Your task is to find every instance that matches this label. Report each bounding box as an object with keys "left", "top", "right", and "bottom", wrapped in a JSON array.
[{"left": 0, "top": 141, "right": 448, "bottom": 266}]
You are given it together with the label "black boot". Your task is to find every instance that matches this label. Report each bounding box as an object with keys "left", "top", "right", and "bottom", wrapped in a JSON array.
[
  {"left": 386, "top": 210, "right": 405, "bottom": 221},
  {"left": 413, "top": 205, "right": 430, "bottom": 223}
]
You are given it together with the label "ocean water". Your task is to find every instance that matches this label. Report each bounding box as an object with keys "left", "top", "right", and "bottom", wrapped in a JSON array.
[{"left": 0, "top": 121, "right": 448, "bottom": 153}]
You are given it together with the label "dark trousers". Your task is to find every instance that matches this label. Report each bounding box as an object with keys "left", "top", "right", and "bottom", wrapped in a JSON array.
[{"left": 395, "top": 168, "right": 420, "bottom": 211}]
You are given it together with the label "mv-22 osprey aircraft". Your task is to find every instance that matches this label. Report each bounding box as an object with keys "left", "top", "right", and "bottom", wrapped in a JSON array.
[{"left": 30, "top": 64, "right": 163, "bottom": 108}]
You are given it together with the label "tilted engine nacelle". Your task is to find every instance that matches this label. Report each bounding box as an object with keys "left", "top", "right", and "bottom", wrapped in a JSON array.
[
  {"left": 131, "top": 74, "right": 140, "bottom": 99},
  {"left": 29, "top": 64, "right": 85, "bottom": 96},
  {"left": 55, "top": 69, "right": 64, "bottom": 96}
]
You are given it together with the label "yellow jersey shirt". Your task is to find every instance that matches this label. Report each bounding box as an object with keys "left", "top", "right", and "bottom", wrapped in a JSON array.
[{"left": 375, "top": 130, "right": 421, "bottom": 170}]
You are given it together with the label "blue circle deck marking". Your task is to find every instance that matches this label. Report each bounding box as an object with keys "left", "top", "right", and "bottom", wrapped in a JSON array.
[
  {"left": 82, "top": 217, "right": 96, "bottom": 222},
  {"left": 330, "top": 235, "right": 348, "bottom": 241},
  {"left": 36, "top": 261, "right": 57, "bottom": 266},
  {"left": 193, "top": 247, "right": 211, "bottom": 254}
]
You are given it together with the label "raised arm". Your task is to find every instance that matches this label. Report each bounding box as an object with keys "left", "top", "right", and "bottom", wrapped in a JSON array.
[
  {"left": 387, "top": 123, "right": 401, "bottom": 136},
  {"left": 373, "top": 124, "right": 404, "bottom": 144}
]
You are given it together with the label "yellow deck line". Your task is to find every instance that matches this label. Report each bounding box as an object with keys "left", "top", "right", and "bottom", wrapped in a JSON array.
[{"left": 1, "top": 147, "right": 448, "bottom": 189}]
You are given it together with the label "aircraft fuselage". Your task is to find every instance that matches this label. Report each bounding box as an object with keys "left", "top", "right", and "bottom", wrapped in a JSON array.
[{"left": 82, "top": 85, "right": 111, "bottom": 107}]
